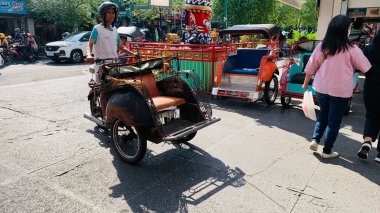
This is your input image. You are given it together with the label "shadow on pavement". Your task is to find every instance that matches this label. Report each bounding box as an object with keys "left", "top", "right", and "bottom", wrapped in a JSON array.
[
  {"left": 86, "top": 125, "right": 246, "bottom": 212},
  {"left": 108, "top": 142, "right": 246, "bottom": 212},
  {"left": 44, "top": 60, "right": 86, "bottom": 67},
  {"left": 211, "top": 94, "right": 380, "bottom": 186}
]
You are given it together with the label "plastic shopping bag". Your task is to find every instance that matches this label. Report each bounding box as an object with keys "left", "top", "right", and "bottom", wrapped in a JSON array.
[{"left": 302, "top": 91, "right": 316, "bottom": 121}]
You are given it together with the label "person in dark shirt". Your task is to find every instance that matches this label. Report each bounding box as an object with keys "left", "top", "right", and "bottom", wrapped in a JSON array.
[{"left": 357, "top": 30, "right": 380, "bottom": 162}]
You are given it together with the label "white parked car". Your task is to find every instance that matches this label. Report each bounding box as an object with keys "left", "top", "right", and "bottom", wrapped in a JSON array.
[{"left": 45, "top": 31, "right": 90, "bottom": 63}]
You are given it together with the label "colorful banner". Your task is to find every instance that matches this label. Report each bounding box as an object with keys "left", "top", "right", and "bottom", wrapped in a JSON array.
[
  {"left": 347, "top": 8, "right": 367, "bottom": 18},
  {"left": 0, "top": 0, "right": 28, "bottom": 15},
  {"left": 366, "top": 8, "right": 380, "bottom": 17}
]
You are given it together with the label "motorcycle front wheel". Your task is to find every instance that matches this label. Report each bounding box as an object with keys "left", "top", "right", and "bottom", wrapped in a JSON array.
[{"left": 111, "top": 119, "right": 147, "bottom": 164}]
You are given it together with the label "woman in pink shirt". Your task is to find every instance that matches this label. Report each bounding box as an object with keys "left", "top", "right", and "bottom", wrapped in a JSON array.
[{"left": 303, "top": 15, "right": 371, "bottom": 159}]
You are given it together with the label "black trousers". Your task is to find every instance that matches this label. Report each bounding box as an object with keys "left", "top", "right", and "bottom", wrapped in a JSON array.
[{"left": 363, "top": 78, "right": 380, "bottom": 152}]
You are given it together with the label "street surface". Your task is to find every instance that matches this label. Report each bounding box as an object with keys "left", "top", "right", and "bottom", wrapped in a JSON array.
[{"left": 0, "top": 59, "right": 379, "bottom": 212}]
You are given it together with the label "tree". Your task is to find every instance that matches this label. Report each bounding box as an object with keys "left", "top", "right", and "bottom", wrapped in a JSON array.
[
  {"left": 267, "top": 0, "right": 318, "bottom": 29},
  {"left": 132, "top": 0, "right": 184, "bottom": 21},
  {"left": 212, "top": 0, "right": 276, "bottom": 26},
  {"left": 212, "top": 0, "right": 317, "bottom": 29},
  {"left": 27, "top": 0, "right": 102, "bottom": 33}
]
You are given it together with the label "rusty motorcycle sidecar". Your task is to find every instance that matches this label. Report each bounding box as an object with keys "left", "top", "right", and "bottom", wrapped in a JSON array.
[{"left": 84, "top": 56, "right": 220, "bottom": 164}]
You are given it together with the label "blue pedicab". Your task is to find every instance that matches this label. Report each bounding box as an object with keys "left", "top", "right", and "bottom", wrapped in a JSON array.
[
  {"left": 279, "top": 40, "right": 359, "bottom": 114},
  {"left": 212, "top": 24, "right": 281, "bottom": 105}
]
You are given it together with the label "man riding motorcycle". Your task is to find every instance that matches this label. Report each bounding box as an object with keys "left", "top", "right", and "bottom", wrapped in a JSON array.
[{"left": 85, "top": 1, "right": 136, "bottom": 82}]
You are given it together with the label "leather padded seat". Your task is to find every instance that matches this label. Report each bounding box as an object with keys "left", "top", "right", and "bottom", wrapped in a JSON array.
[
  {"left": 152, "top": 96, "right": 186, "bottom": 111},
  {"left": 223, "top": 48, "right": 268, "bottom": 75},
  {"left": 290, "top": 72, "right": 314, "bottom": 85},
  {"left": 116, "top": 72, "right": 186, "bottom": 111},
  {"left": 227, "top": 68, "right": 259, "bottom": 75}
]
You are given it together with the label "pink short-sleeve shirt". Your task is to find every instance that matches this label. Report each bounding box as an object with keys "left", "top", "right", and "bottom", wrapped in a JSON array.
[{"left": 304, "top": 43, "right": 371, "bottom": 98}]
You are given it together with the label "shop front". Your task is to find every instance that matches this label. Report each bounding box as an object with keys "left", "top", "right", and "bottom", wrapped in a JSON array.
[
  {"left": 316, "top": 0, "right": 380, "bottom": 39},
  {"left": 0, "top": 0, "right": 34, "bottom": 36},
  {"left": 277, "top": 0, "right": 380, "bottom": 39}
]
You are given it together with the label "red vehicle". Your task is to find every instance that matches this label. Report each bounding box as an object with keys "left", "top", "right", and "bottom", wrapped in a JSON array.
[
  {"left": 212, "top": 24, "right": 281, "bottom": 105},
  {"left": 279, "top": 40, "right": 359, "bottom": 114}
]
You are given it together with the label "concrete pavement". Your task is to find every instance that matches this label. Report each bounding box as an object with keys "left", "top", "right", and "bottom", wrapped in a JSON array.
[{"left": 0, "top": 62, "right": 379, "bottom": 212}]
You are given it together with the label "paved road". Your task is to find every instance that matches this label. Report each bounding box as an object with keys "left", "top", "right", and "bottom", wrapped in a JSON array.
[
  {"left": 0, "top": 61, "right": 379, "bottom": 212},
  {"left": 0, "top": 59, "right": 88, "bottom": 86}
]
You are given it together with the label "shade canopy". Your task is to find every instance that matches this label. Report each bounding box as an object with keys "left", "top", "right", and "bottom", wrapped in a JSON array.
[
  {"left": 277, "top": 0, "right": 306, "bottom": 9},
  {"left": 219, "top": 24, "right": 279, "bottom": 38},
  {"left": 117, "top": 26, "right": 144, "bottom": 39}
]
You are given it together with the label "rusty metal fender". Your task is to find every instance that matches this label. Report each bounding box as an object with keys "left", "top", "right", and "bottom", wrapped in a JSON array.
[{"left": 105, "top": 88, "right": 154, "bottom": 127}]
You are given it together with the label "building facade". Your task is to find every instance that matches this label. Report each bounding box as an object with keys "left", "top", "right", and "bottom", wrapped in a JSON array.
[
  {"left": 316, "top": 0, "right": 380, "bottom": 39},
  {"left": 0, "top": 0, "right": 35, "bottom": 36}
]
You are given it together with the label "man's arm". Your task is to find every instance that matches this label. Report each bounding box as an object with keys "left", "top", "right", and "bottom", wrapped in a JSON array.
[
  {"left": 85, "top": 38, "right": 95, "bottom": 63},
  {"left": 117, "top": 43, "right": 136, "bottom": 55}
]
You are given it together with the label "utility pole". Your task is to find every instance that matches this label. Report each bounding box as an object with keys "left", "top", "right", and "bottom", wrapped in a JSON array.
[{"left": 224, "top": 0, "right": 228, "bottom": 29}]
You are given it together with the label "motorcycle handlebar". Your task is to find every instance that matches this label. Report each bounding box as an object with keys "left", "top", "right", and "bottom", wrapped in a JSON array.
[{"left": 94, "top": 55, "right": 140, "bottom": 64}]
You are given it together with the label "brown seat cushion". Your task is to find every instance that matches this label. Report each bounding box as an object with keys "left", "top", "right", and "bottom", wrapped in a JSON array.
[
  {"left": 152, "top": 96, "right": 186, "bottom": 111},
  {"left": 123, "top": 73, "right": 160, "bottom": 97}
]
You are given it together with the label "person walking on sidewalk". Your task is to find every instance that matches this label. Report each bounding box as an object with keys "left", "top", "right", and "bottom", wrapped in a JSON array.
[
  {"left": 302, "top": 15, "right": 372, "bottom": 159},
  {"left": 357, "top": 30, "right": 380, "bottom": 162}
]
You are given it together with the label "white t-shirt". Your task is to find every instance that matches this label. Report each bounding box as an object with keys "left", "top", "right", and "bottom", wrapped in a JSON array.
[{"left": 90, "top": 24, "right": 121, "bottom": 59}]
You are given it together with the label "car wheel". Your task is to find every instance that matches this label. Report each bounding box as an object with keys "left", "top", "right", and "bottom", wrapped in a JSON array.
[{"left": 70, "top": 50, "right": 83, "bottom": 63}]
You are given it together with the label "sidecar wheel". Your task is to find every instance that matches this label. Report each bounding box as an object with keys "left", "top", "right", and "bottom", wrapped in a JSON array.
[
  {"left": 264, "top": 75, "right": 279, "bottom": 105},
  {"left": 280, "top": 96, "right": 291, "bottom": 108},
  {"left": 111, "top": 119, "right": 146, "bottom": 164}
]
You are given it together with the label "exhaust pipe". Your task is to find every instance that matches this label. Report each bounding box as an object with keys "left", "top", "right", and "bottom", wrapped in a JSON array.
[{"left": 84, "top": 113, "right": 106, "bottom": 128}]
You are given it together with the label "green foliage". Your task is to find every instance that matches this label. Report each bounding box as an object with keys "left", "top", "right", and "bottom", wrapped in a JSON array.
[
  {"left": 212, "top": 0, "right": 276, "bottom": 26},
  {"left": 27, "top": 0, "right": 102, "bottom": 32},
  {"left": 239, "top": 35, "right": 257, "bottom": 43},
  {"left": 306, "top": 32, "right": 317, "bottom": 40},
  {"left": 286, "top": 30, "right": 317, "bottom": 44},
  {"left": 212, "top": 0, "right": 317, "bottom": 29},
  {"left": 132, "top": 0, "right": 184, "bottom": 21}
]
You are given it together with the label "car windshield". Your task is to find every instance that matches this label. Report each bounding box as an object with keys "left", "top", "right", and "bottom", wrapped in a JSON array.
[{"left": 64, "top": 33, "right": 85, "bottom": 42}]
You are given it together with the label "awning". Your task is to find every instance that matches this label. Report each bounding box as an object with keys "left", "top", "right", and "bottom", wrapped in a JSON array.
[{"left": 277, "top": 0, "right": 306, "bottom": 9}]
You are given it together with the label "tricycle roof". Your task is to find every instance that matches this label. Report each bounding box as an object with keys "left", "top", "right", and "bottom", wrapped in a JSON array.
[
  {"left": 293, "top": 40, "right": 321, "bottom": 53},
  {"left": 219, "top": 24, "right": 279, "bottom": 38}
]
